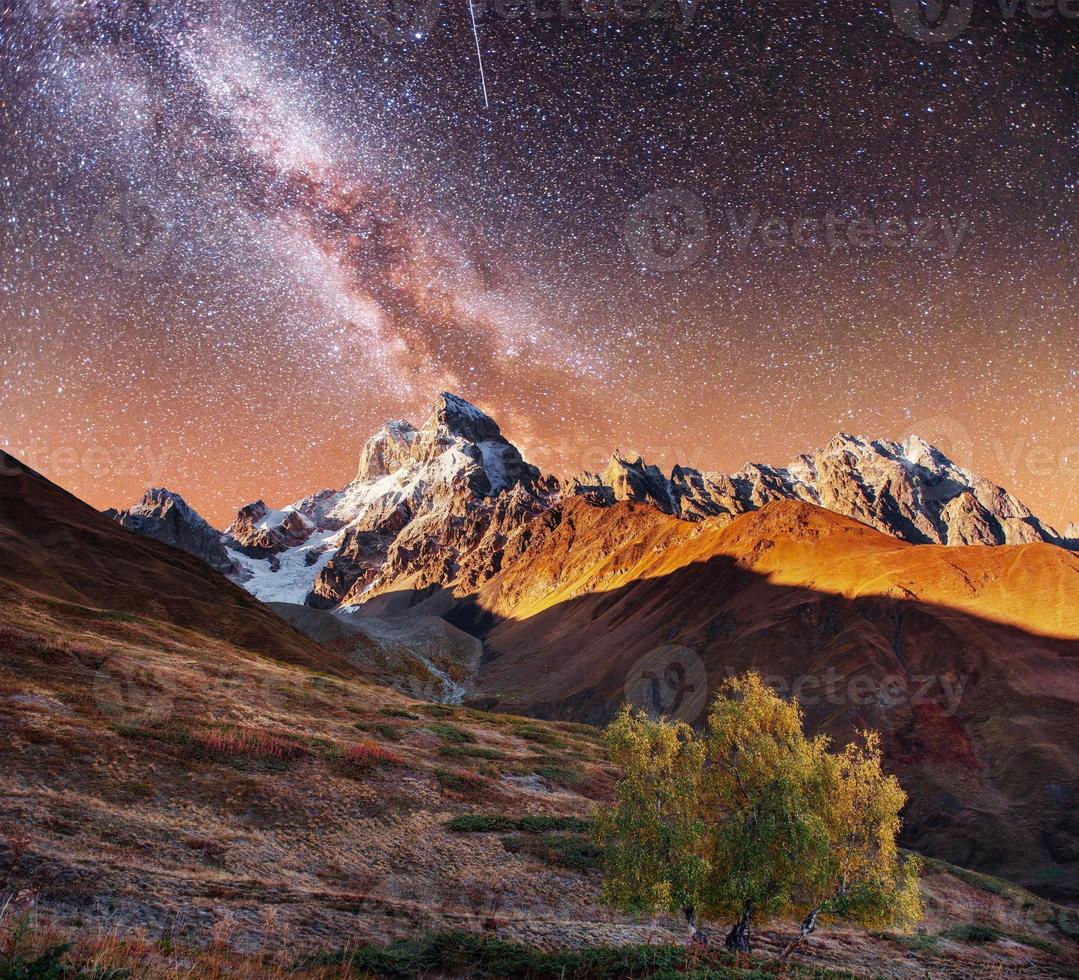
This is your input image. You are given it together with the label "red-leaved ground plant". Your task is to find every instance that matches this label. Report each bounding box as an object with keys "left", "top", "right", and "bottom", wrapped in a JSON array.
[
  {"left": 189, "top": 727, "right": 308, "bottom": 763},
  {"left": 340, "top": 740, "right": 406, "bottom": 773}
]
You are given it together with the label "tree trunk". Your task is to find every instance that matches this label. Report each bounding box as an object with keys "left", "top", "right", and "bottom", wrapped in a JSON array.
[
  {"left": 724, "top": 906, "right": 752, "bottom": 952},
  {"left": 684, "top": 907, "right": 710, "bottom": 946},
  {"left": 780, "top": 906, "right": 820, "bottom": 959}
]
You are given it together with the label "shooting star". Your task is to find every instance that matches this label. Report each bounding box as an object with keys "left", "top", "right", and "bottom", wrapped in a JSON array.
[{"left": 467, "top": 0, "right": 489, "bottom": 108}]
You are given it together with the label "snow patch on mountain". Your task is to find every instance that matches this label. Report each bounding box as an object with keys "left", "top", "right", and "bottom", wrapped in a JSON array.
[
  {"left": 107, "top": 394, "right": 1076, "bottom": 619},
  {"left": 215, "top": 393, "right": 542, "bottom": 608},
  {"left": 228, "top": 527, "right": 342, "bottom": 604}
]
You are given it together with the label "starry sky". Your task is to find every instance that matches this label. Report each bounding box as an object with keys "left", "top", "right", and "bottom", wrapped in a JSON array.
[{"left": 0, "top": 0, "right": 1076, "bottom": 527}]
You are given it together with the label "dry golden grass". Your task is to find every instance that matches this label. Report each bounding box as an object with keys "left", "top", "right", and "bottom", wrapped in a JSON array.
[{"left": 1, "top": 586, "right": 1077, "bottom": 978}]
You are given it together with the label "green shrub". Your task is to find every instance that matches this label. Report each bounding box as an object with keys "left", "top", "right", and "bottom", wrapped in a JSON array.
[
  {"left": 500, "top": 833, "right": 604, "bottom": 871},
  {"left": 354, "top": 721, "right": 402, "bottom": 741},
  {"left": 438, "top": 745, "right": 504, "bottom": 760},
  {"left": 938, "top": 924, "right": 1061, "bottom": 955},
  {"left": 429, "top": 722, "right": 476, "bottom": 744},
  {"left": 463, "top": 708, "right": 511, "bottom": 724},
  {"left": 872, "top": 930, "right": 939, "bottom": 953},
  {"left": 513, "top": 725, "right": 566, "bottom": 748},
  {"left": 940, "top": 923, "right": 1002, "bottom": 943},
  {"left": 380, "top": 708, "right": 420, "bottom": 720},
  {"left": 417, "top": 704, "right": 457, "bottom": 718},
  {"left": 445, "top": 814, "right": 592, "bottom": 834},
  {"left": 433, "top": 767, "right": 491, "bottom": 794},
  {"left": 557, "top": 721, "right": 604, "bottom": 738},
  {"left": 1006, "top": 932, "right": 1063, "bottom": 956},
  {"left": 534, "top": 764, "right": 586, "bottom": 788}
]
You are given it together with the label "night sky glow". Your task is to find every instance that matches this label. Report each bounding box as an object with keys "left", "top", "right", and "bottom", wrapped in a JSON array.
[{"left": 0, "top": 0, "right": 1076, "bottom": 526}]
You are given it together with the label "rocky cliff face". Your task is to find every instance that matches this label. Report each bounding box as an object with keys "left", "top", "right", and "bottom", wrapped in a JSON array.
[
  {"left": 577, "top": 433, "right": 1066, "bottom": 548},
  {"left": 107, "top": 395, "right": 1074, "bottom": 609},
  {"left": 105, "top": 488, "right": 237, "bottom": 576},
  {"left": 211, "top": 393, "right": 551, "bottom": 608}
]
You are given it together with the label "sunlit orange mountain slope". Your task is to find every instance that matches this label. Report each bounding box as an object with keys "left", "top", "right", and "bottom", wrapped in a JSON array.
[{"left": 460, "top": 498, "right": 1079, "bottom": 899}]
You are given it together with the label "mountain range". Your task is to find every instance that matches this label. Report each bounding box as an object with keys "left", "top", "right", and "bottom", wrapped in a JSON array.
[
  {"left": 97, "top": 394, "right": 1079, "bottom": 899},
  {"left": 5, "top": 449, "right": 1077, "bottom": 976},
  {"left": 107, "top": 392, "right": 1077, "bottom": 617}
]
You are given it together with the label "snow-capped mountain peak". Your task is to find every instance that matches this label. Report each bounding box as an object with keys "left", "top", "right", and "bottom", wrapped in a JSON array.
[
  {"left": 106, "top": 405, "right": 1075, "bottom": 615},
  {"left": 570, "top": 432, "right": 1066, "bottom": 549},
  {"left": 208, "top": 393, "right": 544, "bottom": 606}
]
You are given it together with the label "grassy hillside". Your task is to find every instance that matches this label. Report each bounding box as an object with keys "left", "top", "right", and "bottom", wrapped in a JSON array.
[{"left": 2, "top": 589, "right": 1077, "bottom": 979}]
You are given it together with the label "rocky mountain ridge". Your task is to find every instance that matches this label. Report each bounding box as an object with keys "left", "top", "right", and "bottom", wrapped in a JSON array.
[
  {"left": 104, "top": 487, "right": 238, "bottom": 576},
  {"left": 106, "top": 394, "right": 1075, "bottom": 611},
  {"left": 204, "top": 393, "right": 555, "bottom": 608},
  {"left": 586, "top": 433, "right": 1065, "bottom": 547}
]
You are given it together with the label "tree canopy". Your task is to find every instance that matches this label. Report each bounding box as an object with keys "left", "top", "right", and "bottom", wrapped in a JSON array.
[{"left": 595, "top": 672, "right": 922, "bottom": 953}]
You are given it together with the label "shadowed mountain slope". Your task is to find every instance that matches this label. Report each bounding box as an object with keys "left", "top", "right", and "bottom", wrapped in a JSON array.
[
  {"left": 1, "top": 455, "right": 1078, "bottom": 974},
  {"left": 457, "top": 499, "right": 1079, "bottom": 899},
  {"left": 0, "top": 452, "right": 354, "bottom": 675}
]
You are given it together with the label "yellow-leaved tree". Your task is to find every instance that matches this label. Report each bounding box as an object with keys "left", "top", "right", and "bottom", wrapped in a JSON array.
[
  {"left": 780, "top": 730, "right": 923, "bottom": 958},
  {"left": 594, "top": 672, "right": 922, "bottom": 955},
  {"left": 594, "top": 706, "right": 710, "bottom": 941},
  {"left": 700, "top": 673, "right": 835, "bottom": 951}
]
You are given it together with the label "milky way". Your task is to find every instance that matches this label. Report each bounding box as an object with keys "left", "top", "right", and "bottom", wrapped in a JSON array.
[{"left": 0, "top": 0, "right": 1076, "bottom": 526}]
